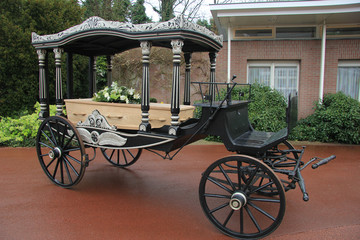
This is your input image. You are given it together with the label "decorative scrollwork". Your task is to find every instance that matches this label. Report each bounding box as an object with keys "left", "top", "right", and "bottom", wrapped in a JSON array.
[
  {"left": 32, "top": 15, "right": 223, "bottom": 45},
  {"left": 77, "top": 110, "right": 117, "bottom": 131}
]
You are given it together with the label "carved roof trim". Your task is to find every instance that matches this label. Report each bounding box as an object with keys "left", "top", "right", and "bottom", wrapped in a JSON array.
[{"left": 32, "top": 15, "right": 223, "bottom": 48}]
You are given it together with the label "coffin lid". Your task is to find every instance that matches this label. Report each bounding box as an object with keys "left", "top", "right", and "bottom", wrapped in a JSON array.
[{"left": 32, "top": 16, "right": 223, "bottom": 55}]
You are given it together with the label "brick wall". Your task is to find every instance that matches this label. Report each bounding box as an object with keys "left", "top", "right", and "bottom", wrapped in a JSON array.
[{"left": 215, "top": 39, "right": 360, "bottom": 119}]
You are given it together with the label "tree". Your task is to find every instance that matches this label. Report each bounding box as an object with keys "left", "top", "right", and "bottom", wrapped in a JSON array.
[
  {"left": 0, "top": 0, "right": 85, "bottom": 117},
  {"left": 131, "top": 0, "right": 152, "bottom": 24},
  {"left": 81, "top": 0, "right": 132, "bottom": 21},
  {"left": 196, "top": 18, "right": 218, "bottom": 34},
  {"left": 150, "top": 0, "right": 205, "bottom": 22}
]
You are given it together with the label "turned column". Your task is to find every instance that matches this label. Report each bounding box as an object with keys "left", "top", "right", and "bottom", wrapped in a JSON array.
[
  {"left": 88, "top": 56, "right": 94, "bottom": 97},
  {"left": 184, "top": 52, "right": 192, "bottom": 105},
  {"left": 66, "top": 52, "right": 73, "bottom": 99},
  {"left": 37, "top": 49, "right": 49, "bottom": 119},
  {"left": 93, "top": 56, "right": 97, "bottom": 93},
  {"left": 107, "top": 55, "right": 113, "bottom": 87},
  {"left": 209, "top": 52, "right": 217, "bottom": 102},
  {"left": 139, "top": 41, "right": 152, "bottom": 132},
  {"left": 53, "top": 48, "right": 64, "bottom": 116},
  {"left": 169, "top": 39, "right": 184, "bottom": 136}
]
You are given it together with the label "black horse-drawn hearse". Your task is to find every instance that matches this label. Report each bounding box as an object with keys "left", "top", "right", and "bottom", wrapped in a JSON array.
[{"left": 32, "top": 16, "right": 335, "bottom": 239}]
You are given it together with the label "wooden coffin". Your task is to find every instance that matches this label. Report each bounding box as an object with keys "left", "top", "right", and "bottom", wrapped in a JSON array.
[{"left": 65, "top": 99, "right": 195, "bottom": 130}]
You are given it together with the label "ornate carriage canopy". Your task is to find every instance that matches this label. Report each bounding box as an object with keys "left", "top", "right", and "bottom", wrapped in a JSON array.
[{"left": 32, "top": 15, "right": 223, "bottom": 55}]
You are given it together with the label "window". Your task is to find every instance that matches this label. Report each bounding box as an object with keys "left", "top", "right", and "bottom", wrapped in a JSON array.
[
  {"left": 327, "top": 26, "right": 360, "bottom": 38},
  {"left": 276, "top": 27, "right": 316, "bottom": 39},
  {"left": 247, "top": 61, "right": 299, "bottom": 100},
  {"left": 234, "top": 28, "right": 274, "bottom": 39},
  {"left": 337, "top": 61, "right": 360, "bottom": 101}
]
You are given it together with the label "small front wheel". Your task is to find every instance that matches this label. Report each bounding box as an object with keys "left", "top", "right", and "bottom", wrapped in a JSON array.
[
  {"left": 36, "top": 116, "right": 87, "bottom": 188},
  {"left": 100, "top": 148, "right": 142, "bottom": 167},
  {"left": 199, "top": 155, "right": 285, "bottom": 239}
]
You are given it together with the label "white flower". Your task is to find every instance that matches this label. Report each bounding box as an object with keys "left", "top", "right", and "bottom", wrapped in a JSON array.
[
  {"left": 111, "top": 82, "right": 117, "bottom": 88},
  {"left": 120, "top": 95, "right": 127, "bottom": 101},
  {"left": 134, "top": 93, "right": 140, "bottom": 99},
  {"left": 128, "top": 88, "right": 135, "bottom": 95},
  {"left": 104, "top": 92, "right": 110, "bottom": 99}
]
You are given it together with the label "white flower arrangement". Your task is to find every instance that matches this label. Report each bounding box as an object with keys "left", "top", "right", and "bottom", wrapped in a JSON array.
[{"left": 93, "top": 82, "right": 141, "bottom": 104}]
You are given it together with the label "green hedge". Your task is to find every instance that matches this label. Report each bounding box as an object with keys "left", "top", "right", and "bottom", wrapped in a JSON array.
[
  {"left": 0, "top": 103, "right": 56, "bottom": 147},
  {"left": 195, "top": 84, "right": 288, "bottom": 142},
  {"left": 289, "top": 92, "right": 360, "bottom": 144}
]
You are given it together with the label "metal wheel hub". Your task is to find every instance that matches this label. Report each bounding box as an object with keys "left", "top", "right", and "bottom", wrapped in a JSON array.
[
  {"left": 49, "top": 147, "right": 62, "bottom": 160},
  {"left": 230, "top": 192, "right": 247, "bottom": 210}
]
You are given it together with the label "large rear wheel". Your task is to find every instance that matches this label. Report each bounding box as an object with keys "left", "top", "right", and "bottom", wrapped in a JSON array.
[
  {"left": 100, "top": 148, "right": 142, "bottom": 167},
  {"left": 199, "top": 155, "right": 285, "bottom": 239},
  {"left": 36, "top": 116, "right": 87, "bottom": 188}
]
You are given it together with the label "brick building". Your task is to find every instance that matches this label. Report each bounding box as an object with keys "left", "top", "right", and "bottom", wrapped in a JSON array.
[{"left": 210, "top": 0, "right": 360, "bottom": 119}]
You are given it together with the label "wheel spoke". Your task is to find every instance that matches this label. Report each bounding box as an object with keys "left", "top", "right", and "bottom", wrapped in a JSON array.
[
  {"left": 248, "top": 202, "right": 276, "bottom": 221},
  {"left": 250, "top": 181, "right": 274, "bottom": 194},
  {"left": 248, "top": 197, "right": 280, "bottom": 203},
  {"left": 122, "top": 150, "right": 128, "bottom": 165},
  {"left": 60, "top": 123, "right": 67, "bottom": 148},
  {"left": 41, "top": 130, "right": 56, "bottom": 147},
  {"left": 46, "top": 157, "right": 57, "bottom": 169},
  {"left": 204, "top": 193, "right": 231, "bottom": 199},
  {"left": 52, "top": 158, "right": 61, "bottom": 179},
  {"left": 117, "top": 149, "right": 120, "bottom": 165},
  {"left": 209, "top": 202, "right": 229, "bottom": 214},
  {"left": 237, "top": 161, "right": 242, "bottom": 190},
  {"left": 63, "top": 156, "right": 80, "bottom": 177},
  {"left": 64, "top": 153, "right": 81, "bottom": 165},
  {"left": 245, "top": 205, "right": 261, "bottom": 232},
  {"left": 207, "top": 176, "right": 233, "bottom": 194},
  {"left": 240, "top": 207, "right": 244, "bottom": 234},
  {"left": 126, "top": 149, "right": 135, "bottom": 159},
  {"left": 46, "top": 122, "right": 58, "bottom": 146},
  {"left": 223, "top": 209, "right": 234, "bottom": 227},
  {"left": 219, "top": 164, "right": 236, "bottom": 191},
  {"left": 39, "top": 141, "right": 53, "bottom": 150},
  {"left": 243, "top": 165, "right": 260, "bottom": 192},
  {"left": 108, "top": 149, "right": 115, "bottom": 160},
  {"left": 63, "top": 147, "right": 81, "bottom": 153},
  {"left": 63, "top": 157, "right": 74, "bottom": 184},
  {"left": 63, "top": 132, "right": 76, "bottom": 150},
  {"left": 60, "top": 158, "right": 64, "bottom": 184}
]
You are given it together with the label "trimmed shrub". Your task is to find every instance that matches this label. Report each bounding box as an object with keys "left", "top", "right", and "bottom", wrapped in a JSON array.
[
  {"left": 195, "top": 84, "right": 288, "bottom": 142},
  {"left": 289, "top": 92, "right": 360, "bottom": 144},
  {"left": 0, "top": 103, "right": 56, "bottom": 147}
]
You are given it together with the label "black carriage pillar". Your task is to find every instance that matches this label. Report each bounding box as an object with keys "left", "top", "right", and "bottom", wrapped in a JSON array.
[
  {"left": 53, "top": 48, "right": 64, "bottom": 116},
  {"left": 36, "top": 49, "right": 49, "bottom": 119},
  {"left": 209, "top": 52, "right": 217, "bottom": 102},
  {"left": 139, "top": 41, "right": 152, "bottom": 132},
  {"left": 184, "top": 52, "right": 192, "bottom": 105},
  {"left": 169, "top": 39, "right": 184, "bottom": 135},
  {"left": 66, "top": 52, "right": 73, "bottom": 99},
  {"left": 107, "top": 55, "right": 113, "bottom": 87},
  {"left": 88, "top": 56, "right": 97, "bottom": 97}
]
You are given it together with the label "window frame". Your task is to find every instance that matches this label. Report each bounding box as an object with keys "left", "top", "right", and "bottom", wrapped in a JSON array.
[
  {"left": 233, "top": 27, "right": 275, "bottom": 40},
  {"left": 337, "top": 60, "right": 360, "bottom": 101},
  {"left": 247, "top": 61, "right": 300, "bottom": 98},
  {"left": 326, "top": 25, "right": 360, "bottom": 39}
]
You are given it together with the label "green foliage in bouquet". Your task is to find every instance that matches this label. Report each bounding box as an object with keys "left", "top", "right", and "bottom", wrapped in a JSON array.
[{"left": 93, "top": 82, "right": 141, "bottom": 104}]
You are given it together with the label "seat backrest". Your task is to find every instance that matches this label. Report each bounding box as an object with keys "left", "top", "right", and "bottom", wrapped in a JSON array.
[{"left": 287, "top": 92, "right": 298, "bottom": 135}]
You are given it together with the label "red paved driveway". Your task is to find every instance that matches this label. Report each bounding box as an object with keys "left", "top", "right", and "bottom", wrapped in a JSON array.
[{"left": 0, "top": 144, "right": 359, "bottom": 239}]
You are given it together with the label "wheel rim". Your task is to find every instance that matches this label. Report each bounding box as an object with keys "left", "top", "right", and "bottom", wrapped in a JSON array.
[
  {"left": 199, "top": 155, "right": 286, "bottom": 239},
  {"left": 101, "top": 148, "right": 142, "bottom": 167},
  {"left": 36, "top": 116, "right": 86, "bottom": 188}
]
